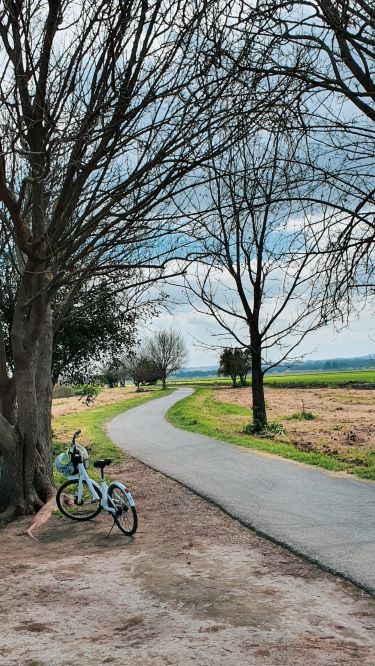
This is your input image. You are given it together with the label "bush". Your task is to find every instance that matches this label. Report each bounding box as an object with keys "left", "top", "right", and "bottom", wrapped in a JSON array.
[
  {"left": 53, "top": 384, "right": 75, "bottom": 399},
  {"left": 243, "top": 421, "right": 286, "bottom": 437},
  {"left": 289, "top": 411, "right": 316, "bottom": 421}
]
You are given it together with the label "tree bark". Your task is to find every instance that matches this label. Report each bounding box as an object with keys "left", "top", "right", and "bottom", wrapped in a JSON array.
[
  {"left": 0, "top": 304, "right": 55, "bottom": 517},
  {"left": 0, "top": 425, "right": 23, "bottom": 515},
  {"left": 250, "top": 334, "right": 267, "bottom": 432}
]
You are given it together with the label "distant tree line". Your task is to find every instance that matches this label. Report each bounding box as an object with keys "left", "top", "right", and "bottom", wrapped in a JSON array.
[
  {"left": 270, "top": 356, "right": 375, "bottom": 374},
  {"left": 168, "top": 354, "right": 375, "bottom": 382}
]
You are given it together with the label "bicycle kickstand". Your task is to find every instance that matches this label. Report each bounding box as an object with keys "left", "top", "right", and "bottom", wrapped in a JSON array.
[{"left": 105, "top": 518, "right": 117, "bottom": 539}]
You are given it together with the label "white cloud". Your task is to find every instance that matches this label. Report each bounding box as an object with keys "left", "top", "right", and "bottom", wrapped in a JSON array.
[{"left": 145, "top": 292, "right": 375, "bottom": 367}]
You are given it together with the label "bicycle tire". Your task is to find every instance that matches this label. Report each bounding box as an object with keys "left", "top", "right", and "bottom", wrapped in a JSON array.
[
  {"left": 56, "top": 478, "right": 102, "bottom": 521},
  {"left": 108, "top": 485, "right": 138, "bottom": 536}
]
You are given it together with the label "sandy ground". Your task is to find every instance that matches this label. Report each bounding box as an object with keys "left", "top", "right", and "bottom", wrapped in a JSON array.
[
  {"left": 2, "top": 456, "right": 375, "bottom": 666},
  {"left": 216, "top": 387, "right": 375, "bottom": 456}
]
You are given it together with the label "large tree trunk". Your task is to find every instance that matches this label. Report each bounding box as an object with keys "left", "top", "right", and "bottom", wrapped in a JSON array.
[
  {"left": 0, "top": 428, "right": 24, "bottom": 514},
  {"left": 250, "top": 334, "right": 267, "bottom": 432},
  {"left": 0, "top": 304, "right": 55, "bottom": 519}
]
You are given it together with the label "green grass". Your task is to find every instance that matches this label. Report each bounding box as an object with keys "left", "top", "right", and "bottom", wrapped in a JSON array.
[
  {"left": 169, "top": 369, "right": 375, "bottom": 389},
  {"left": 167, "top": 388, "right": 375, "bottom": 481},
  {"left": 264, "top": 369, "right": 375, "bottom": 387},
  {"left": 53, "top": 389, "right": 171, "bottom": 485},
  {"left": 288, "top": 411, "right": 317, "bottom": 421},
  {"left": 169, "top": 377, "right": 233, "bottom": 387}
]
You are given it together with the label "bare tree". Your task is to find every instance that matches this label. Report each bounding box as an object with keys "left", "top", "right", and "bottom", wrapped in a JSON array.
[
  {"left": 144, "top": 330, "right": 187, "bottom": 389},
  {"left": 186, "top": 131, "right": 330, "bottom": 431},
  {"left": 0, "top": 0, "right": 271, "bottom": 519}
]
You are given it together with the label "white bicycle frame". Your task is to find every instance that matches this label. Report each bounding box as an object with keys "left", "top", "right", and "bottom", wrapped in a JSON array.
[{"left": 70, "top": 461, "right": 135, "bottom": 515}]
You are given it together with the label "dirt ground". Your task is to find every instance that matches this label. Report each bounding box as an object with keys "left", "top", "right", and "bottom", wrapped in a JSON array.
[
  {"left": 2, "top": 456, "right": 375, "bottom": 666},
  {"left": 52, "top": 386, "right": 146, "bottom": 418},
  {"left": 216, "top": 387, "right": 375, "bottom": 456}
]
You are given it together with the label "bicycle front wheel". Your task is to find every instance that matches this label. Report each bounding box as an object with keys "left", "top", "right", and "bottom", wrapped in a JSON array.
[
  {"left": 56, "top": 479, "right": 102, "bottom": 521},
  {"left": 108, "top": 485, "right": 138, "bottom": 536}
]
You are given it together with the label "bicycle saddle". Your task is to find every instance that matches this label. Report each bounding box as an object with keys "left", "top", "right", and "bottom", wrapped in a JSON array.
[{"left": 93, "top": 458, "right": 112, "bottom": 469}]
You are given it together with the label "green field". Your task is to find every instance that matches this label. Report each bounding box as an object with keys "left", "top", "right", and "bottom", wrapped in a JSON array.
[
  {"left": 169, "top": 369, "right": 375, "bottom": 389},
  {"left": 264, "top": 369, "right": 375, "bottom": 387},
  {"left": 169, "top": 376, "right": 232, "bottom": 387},
  {"left": 167, "top": 388, "right": 375, "bottom": 480}
]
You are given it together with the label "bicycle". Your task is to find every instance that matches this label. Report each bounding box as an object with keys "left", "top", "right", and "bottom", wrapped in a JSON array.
[{"left": 56, "top": 429, "right": 138, "bottom": 536}]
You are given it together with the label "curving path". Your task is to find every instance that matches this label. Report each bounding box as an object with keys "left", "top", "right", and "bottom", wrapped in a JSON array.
[{"left": 108, "top": 388, "right": 375, "bottom": 593}]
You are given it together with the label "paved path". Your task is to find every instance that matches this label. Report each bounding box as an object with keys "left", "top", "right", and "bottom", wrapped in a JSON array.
[{"left": 108, "top": 389, "right": 375, "bottom": 593}]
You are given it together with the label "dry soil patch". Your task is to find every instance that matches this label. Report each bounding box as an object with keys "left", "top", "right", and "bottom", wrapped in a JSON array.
[
  {"left": 52, "top": 386, "right": 146, "bottom": 418},
  {"left": 1, "top": 458, "right": 375, "bottom": 665},
  {"left": 216, "top": 387, "right": 375, "bottom": 456}
]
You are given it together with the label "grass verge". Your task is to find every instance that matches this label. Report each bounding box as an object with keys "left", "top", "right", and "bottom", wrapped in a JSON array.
[
  {"left": 53, "top": 389, "right": 171, "bottom": 486},
  {"left": 167, "top": 388, "right": 375, "bottom": 481}
]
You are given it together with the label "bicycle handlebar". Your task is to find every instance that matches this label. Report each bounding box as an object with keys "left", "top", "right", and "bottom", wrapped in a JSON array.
[{"left": 71, "top": 429, "right": 82, "bottom": 450}]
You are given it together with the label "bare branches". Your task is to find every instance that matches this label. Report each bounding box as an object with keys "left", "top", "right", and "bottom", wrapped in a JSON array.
[
  {"left": 185, "top": 127, "right": 329, "bottom": 364},
  {"left": 143, "top": 329, "right": 187, "bottom": 387},
  {"left": 239, "top": 0, "right": 375, "bottom": 123},
  {"left": 0, "top": 0, "right": 274, "bottom": 275},
  {"left": 232, "top": 0, "right": 375, "bottom": 316},
  {"left": 0, "top": 2, "right": 260, "bottom": 351}
]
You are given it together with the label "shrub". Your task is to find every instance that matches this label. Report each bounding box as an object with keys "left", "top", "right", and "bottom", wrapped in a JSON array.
[
  {"left": 289, "top": 411, "right": 316, "bottom": 421},
  {"left": 53, "top": 384, "right": 75, "bottom": 399},
  {"left": 243, "top": 421, "right": 286, "bottom": 437},
  {"left": 72, "top": 383, "right": 101, "bottom": 405}
]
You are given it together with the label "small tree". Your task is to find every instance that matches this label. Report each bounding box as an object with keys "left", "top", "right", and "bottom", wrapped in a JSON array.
[
  {"left": 218, "top": 348, "right": 252, "bottom": 387},
  {"left": 218, "top": 349, "right": 238, "bottom": 387},
  {"left": 144, "top": 330, "right": 187, "bottom": 389},
  {"left": 101, "top": 367, "right": 119, "bottom": 389},
  {"left": 124, "top": 355, "right": 161, "bottom": 391}
]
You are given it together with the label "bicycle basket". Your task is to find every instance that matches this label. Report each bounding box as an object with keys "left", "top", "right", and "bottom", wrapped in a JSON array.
[
  {"left": 55, "top": 444, "right": 89, "bottom": 476},
  {"left": 55, "top": 451, "right": 76, "bottom": 477}
]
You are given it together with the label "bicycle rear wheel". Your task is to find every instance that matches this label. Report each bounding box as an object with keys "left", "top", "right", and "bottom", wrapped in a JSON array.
[
  {"left": 56, "top": 479, "right": 102, "bottom": 521},
  {"left": 108, "top": 485, "right": 137, "bottom": 536}
]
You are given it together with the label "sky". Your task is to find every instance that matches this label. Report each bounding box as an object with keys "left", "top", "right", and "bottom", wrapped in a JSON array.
[{"left": 145, "top": 299, "right": 375, "bottom": 368}]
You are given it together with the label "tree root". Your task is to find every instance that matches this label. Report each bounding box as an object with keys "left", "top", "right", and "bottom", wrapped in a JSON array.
[
  {"left": 0, "top": 504, "right": 17, "bottom": 527},
  {"left": 26, "top": 496, "right": 56, "bottom": 541}
]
